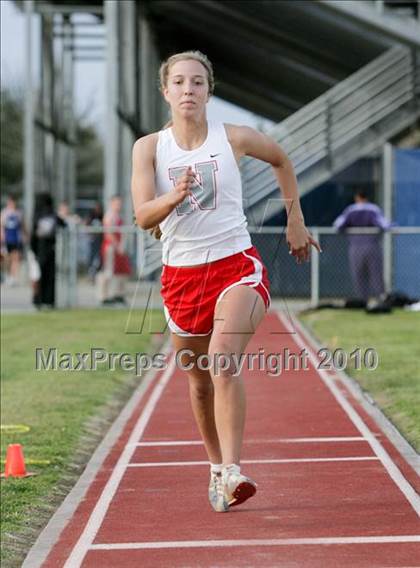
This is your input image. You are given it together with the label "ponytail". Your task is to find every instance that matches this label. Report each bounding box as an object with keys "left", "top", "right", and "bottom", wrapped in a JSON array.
[
  {"left": 149, "top": 225, "right": 162, "bottom": 240},
  {"left": 133, "top": 214, "right": 162, "bottom": 240}
]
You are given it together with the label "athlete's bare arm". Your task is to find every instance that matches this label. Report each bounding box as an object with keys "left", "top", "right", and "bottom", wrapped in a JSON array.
[
  {"left": 131, "top": 134, "right": 195, "bottom": 230},
  {"left": 226, "top": 124, "right": 321, "bottom": 262}
]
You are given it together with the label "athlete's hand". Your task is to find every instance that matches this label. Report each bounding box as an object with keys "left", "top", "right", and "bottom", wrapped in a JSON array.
[
  {"left": 286, "top": 220, "right": 322, "bottom": 264},
  {"left": 168, "top": 166, "right": 195, "bottom": 207}
]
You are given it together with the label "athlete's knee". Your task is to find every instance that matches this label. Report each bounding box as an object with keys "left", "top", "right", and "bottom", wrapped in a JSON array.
[{"left": 208, "top": 342, "right": 239, "bottom": 379}]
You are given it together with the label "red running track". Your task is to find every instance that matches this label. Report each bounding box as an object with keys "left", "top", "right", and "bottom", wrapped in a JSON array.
[{"left": 30, "top": 311, "right": 420, "bottom": 568}]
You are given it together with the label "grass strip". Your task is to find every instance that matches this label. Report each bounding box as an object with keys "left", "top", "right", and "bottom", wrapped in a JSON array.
[
  {"left": 299, "top": 308, "right": 420, "bottom": 452},
  {"left": 1, "top": 308, "right": 166, "bottom": 567}
]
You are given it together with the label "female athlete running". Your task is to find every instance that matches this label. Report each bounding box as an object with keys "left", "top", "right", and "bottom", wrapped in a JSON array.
[{"left": 131, "top": 51, "right": 320, "bottom": 512}]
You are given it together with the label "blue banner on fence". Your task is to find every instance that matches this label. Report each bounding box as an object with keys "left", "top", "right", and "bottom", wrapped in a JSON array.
[{"left": 393, "top": 149, "right": 420, "bottom": 297}]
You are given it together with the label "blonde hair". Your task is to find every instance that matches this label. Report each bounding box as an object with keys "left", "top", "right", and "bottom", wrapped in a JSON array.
[
  {"left": 159, "top": 50, "right": 215, "bottom": 96},
  {"left": 149, "top": 225, "right": 162, "bottom": 240}
]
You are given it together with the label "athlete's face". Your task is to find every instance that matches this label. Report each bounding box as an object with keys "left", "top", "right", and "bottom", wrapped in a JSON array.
[{"left": 163, "top": 59, "right": 210, "bottom": 116}]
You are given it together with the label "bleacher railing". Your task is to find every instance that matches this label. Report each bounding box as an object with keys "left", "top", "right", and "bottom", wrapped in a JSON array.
[{"left": 241, "top": 45, "right": 420, "bottom": 217}]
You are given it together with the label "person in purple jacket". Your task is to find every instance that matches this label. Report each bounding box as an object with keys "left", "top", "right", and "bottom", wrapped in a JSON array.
[{"left": 334, "top": 189, "right": 392, "bottom": 302}]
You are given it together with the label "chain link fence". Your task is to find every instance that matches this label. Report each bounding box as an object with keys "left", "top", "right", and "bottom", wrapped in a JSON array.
[
  {"left": 56, "top": 225, "right": 420, "bottom": 308},
  {"left": 55, "top": 225, "right": 140, "bottom": 308}
]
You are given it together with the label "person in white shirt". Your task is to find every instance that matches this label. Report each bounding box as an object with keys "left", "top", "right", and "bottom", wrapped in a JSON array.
[{"left": 131, "top": 50, "right": 320, "bottom": 512}]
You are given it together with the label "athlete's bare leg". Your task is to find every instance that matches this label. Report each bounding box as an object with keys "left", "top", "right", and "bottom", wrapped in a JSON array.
[
  {"left": 209, "top": 285, "right": 266, "bottom": 466},
  {"left": 9, "top": 249, "right": 21, "bottom": 281},
  {"left": 171, "top": 333, "right": 222, "bottom": 465}
]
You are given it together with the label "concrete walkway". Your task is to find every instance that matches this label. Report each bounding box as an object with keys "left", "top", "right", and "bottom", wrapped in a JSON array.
[{"left": 1, "top": 274, "right": 310, "bottom": 314}]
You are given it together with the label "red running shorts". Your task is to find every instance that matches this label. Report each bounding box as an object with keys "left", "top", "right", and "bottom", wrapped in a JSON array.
[{"left": 160, "top": 245, "right": 271, "bottom": 336}]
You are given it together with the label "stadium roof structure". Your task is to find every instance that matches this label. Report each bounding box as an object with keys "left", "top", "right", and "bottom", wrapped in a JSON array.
[
  {"left": 145, "top": 0, "right": 420, "bottom": 121},
  {"left": 16, "top": 0, "right": 420, "bottom": 227},
  {"left": 25, "top": 0, "right": 420, "bottom": 121}
]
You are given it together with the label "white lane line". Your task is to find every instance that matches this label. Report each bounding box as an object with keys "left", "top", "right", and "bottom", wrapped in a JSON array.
[
  {"left": 90, "top": 535, "right": 420, "bottom": 550},
  {"left": 136, "top": 440, "right": 203, "bottom": 446},
  {"left": 135, "top": 437, "right": 367, "bottom": 446},
  {"left": 281, "top": 312, "right": 420, "bottom": 517},
  {"left": 296, "top": 318, "right": 420, "bottom": 475},
  {"left": 63, "top": 353, "right": 177, "bottom": 568},
  {"left": 127, "top": 457, "right": 379, "bottom": 467}
]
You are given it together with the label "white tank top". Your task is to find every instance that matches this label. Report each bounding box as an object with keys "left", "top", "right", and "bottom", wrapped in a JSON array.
[{"left": 154, "top": 120, "right": 252, "bottom": 266}]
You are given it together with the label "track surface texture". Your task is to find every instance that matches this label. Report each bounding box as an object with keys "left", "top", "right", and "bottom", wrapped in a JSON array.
[{"left": 25, "top": 311, "right": 420, "bottom": 568}]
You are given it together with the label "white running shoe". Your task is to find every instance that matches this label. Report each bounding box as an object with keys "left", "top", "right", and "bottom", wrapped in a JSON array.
[
  {"left": 224, "top": 470, "right": 257, "bottom": 507},
  {"left": 208, "top": 471, "right": 229, "bottom": 512}
]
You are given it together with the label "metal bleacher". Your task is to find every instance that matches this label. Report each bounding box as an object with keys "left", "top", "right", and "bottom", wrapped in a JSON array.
[
  {"left": 140, "top": 44, "right": 419, "bottom": 276},
  {"left": 241, "top": 44, "right": 420, "bottom": 226}
]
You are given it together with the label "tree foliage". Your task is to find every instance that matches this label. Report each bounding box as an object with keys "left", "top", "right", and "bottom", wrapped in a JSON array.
[
  {"left": 0, "top": 86, "right": 103, "bottom": 194},
  {"left": 0, "top": 87, "right": 23, "bottom": 189},
  {"left": 75, "top": 121, "right": 103, "bottom": 187}
]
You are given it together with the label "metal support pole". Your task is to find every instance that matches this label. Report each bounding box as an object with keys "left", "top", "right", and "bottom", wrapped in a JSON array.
[
  {"left": 55, "top": 14, "right": 66, "bottom": 206},
  {"left": 375, "top": 0, "right": 384, "bottom": 15},
  {"left": 140, "top": 13, "right": 161, "bottom": 133},
  {"left": 121, "top": 0, "right": 138, "bottom": 225},
  {"left": 383, "top": 143, "right": 393, "bottom": 293},
  {"left": 68, "top": 226, "right": 78, "bottom": 307},
  {"left": 56, "top": 226, "right": 77, "bottom": 308},
  {"left": 104, "top": 0, "right": 119, "bottom": 209},
  {"left": 137, "top": 230, "right": 146, "bottom": 278},
  {"left": 41, "top": 13, "right": 55, "bottom": 195},
  {"left": 310, "top": 228, "right": 320, "bottom": 307},
  {"left": 62, "top": 15, "right": 76, "bottom": 212},
  {"left": 24, "top": 0, "right": 35, "bottom": 230},
  {"left": 158, "top": 93, "right": 169, "bottom": 128}
]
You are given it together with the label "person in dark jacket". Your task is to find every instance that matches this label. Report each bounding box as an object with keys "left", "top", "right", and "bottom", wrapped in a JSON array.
[{"left": 30, "top": 193, "right": 66, "bottom": 308}]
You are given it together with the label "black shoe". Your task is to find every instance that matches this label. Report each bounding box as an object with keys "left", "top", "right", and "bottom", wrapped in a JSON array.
[
  {"left": 365, "top": 298, "right": 392, "bottom": 314},
  {"left": 111, "top": 295, "right": 126, "bottom": 304}
]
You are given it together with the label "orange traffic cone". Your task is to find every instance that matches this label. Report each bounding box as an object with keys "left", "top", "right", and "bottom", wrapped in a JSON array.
[{"left": 1, "top": 444, "right": 36, "bottom": 478}]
